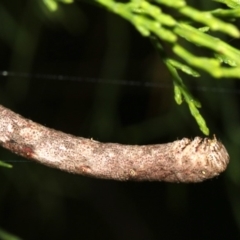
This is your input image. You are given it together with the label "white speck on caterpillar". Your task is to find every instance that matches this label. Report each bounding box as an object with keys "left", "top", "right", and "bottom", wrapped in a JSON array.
[{"left": 7, "top": 124, "right": 13, "bottom": 133}]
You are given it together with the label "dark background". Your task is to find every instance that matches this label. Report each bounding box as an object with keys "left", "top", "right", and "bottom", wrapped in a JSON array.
[{"left": 0, "top": 1, "right": 240, "bottom": 239}]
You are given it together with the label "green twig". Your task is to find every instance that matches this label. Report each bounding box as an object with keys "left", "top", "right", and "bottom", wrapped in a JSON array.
[
  {"left": 0, "top": 228, "right": 22, "bottom": 240},
  {"left": 44, "top": 0, "right": 240, "bottom": 134},
  {"left": 150, "top": 36, "right": 209, "bottom": 135},
  {"left": 0, "top": 160, "right": 12, "bottom": 168}
]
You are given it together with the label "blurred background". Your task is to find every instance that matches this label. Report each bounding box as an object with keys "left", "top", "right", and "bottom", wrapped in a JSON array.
[{"left": 0, "top": 0, "right": 240, "bottom": 239}]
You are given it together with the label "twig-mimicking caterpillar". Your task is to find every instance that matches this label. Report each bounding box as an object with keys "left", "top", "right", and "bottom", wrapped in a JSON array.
[{"left": 0, "top": 105, "right": 229, "bottom": 182}]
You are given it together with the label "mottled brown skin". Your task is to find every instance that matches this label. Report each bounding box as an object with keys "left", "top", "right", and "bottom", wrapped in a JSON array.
[{"left": 0, "top": 104, "right": 229, "bottom": 182}]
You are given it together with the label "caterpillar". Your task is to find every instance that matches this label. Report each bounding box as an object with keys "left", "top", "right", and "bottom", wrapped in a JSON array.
[{"left": 0, "top": 104, "right": 229, "bottom": 182}]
